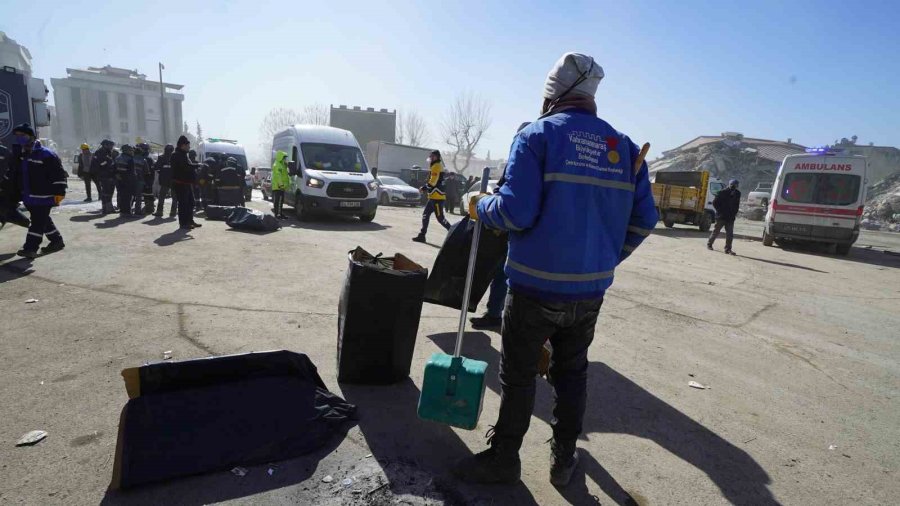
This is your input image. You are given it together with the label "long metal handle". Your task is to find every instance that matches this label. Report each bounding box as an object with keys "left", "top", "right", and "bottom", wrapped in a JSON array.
[{"left": 454, "top": 167, "right": 492, "bottom": 358}]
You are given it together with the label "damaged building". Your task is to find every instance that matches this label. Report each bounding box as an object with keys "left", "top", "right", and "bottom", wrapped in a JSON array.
[{"left": 649, "top": 132, "right": 807, "bottom": 197}]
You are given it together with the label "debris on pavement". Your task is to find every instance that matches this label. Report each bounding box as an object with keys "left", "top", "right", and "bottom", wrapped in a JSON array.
[
  {"left": 162, "top": 351, "right": 173, "bottom": 360},
  {"left": 25, "top": 298, "right": 38, "bottom": 304},
  {"left": 231, "top": 467, "right": 248, "bottom": 477},
  {"left": 828, "top": 444, "right": 838, "bottom": 450},
  {"left": 342, "top": 477, "right": 354, "bottom": 487},
  {"left": 322, "top": 475, "right": 334, "bottom": 483},
  {"left": 688, "top": 380, "right": 709, "bottom": 389},
  {"left": 16, "top": 430, "right": 48, "bottom": 446},
  {"left": 364, "top": 453, "right": 372, "bottom": 458}
]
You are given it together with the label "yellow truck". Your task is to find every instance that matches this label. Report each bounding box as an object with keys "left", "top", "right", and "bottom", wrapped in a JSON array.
[{"left": 652, "top": 171, "right": 725, "bottom": 231}]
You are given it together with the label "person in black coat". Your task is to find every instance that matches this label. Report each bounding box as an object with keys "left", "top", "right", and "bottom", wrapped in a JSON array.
[
  {"left": 153, "top": 144, "right": 176, "bottom": 217},
  {"left": 92, "top": 139, "right": 117, "bottom": 214},
  {"left": 171, "top": 136, "right": 202, "bottom": 230},
  {"left": 708, "top": 179, "right": 742, "bottom": 254},
  {"left": 3, "top": 124, "right": 68, "bottom": 258}
]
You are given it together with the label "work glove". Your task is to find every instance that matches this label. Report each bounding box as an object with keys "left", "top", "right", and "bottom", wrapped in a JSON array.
[
  {"left": 53, "top": 195, "right": 64, "bottom": 206},
  {"left": 468, "top": 193, "right": 488, "bottom": 220}
]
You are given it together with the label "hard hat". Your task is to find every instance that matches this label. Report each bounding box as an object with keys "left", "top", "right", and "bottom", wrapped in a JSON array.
[
  {"left": 80, "top": 143, "right": 90, "bottom": 150},
  {"left": 729, "top": 179, "right": 739, "bottom": 187}
]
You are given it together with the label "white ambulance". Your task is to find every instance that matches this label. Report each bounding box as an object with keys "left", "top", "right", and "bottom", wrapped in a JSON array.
[{"left": 762, "top": 148, "right": 867, "bottom": 255}]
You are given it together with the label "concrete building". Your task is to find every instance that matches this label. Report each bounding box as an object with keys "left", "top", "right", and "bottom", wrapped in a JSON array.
[
  {"left": 50, "top": 65, "right": 184, "bottom": 150},
  {"left": 329, "top": 105, "right": 395, "bottom": 150},
  {"left": 831, "top": 139, "right": 900, "bottom": 185}
]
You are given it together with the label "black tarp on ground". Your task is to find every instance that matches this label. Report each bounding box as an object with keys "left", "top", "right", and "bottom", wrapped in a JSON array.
[
  {"left": 423, "top": 216, "right": 508, "bottom": 312},
  {"left": 110, "top": 350, "right": 357, "bottom": 490},
  {"left": 0, "top": 192, "right": 29, "bottom": 229},
  {"left": 204, "top": 204, "right": 244, "bottom": 221},
  {"left": 225, "top": 208, "right": 280, "bottom": 232},
  {"left": 338, "top": 247, "right": 427, "bottom": 384}
]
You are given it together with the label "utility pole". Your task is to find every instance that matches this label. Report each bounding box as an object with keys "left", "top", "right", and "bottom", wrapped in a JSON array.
[{"left": 158, "top": 62, "right": 167, "bottom": 143}]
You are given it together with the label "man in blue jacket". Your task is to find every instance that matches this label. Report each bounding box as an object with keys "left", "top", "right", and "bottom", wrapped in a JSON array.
[
  {"left": 2, "top": 124, "right": 68, "bottom": 259},
  {"left": 455, "top": 53, "right": 658, "bottom": 487}
]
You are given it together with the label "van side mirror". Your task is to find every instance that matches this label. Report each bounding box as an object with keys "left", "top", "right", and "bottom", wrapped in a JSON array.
[{"left": 288, "top": 161, "right": 298, "bottom": 176}]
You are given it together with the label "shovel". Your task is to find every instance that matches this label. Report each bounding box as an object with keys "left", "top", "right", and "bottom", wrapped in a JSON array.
[{"left": 417, "top": 167, "right": 491, "bottom": 430}]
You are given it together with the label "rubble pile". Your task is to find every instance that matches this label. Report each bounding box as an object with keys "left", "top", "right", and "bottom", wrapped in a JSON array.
[{"left": 863, "top": 171, "right": 900, "bottom": 230}]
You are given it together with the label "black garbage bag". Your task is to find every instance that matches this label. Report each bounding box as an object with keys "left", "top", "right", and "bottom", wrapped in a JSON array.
[
  {"left": 423, "top": 216, "right": 508, "bottom": 312},
  {"left": 225, "top": 207, "right": 280, "bottom": 232},
  {"left": 0, "top": 192, "right": 29, "bottom": 229},
  {"left": 205, "top": 204, "right": 244, "bottom": 221},
  {"left": 110, "top": 350, "right": 357, "bottom": 489},
  {"left": 338, "top": 247, "right": 428, "bottom": 384}
]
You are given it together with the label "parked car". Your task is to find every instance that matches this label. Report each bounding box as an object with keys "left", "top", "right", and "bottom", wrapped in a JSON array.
[
  {"left": 376, "top": 175, "right": 422, "bottom": 206},
  {"left": 461, "top": 179, "right": 499, "bottom": 216},
  {"left": 747, "top": 181, "right": 774, "bottom": 207},
  {"left": 244, "top": 168, "right": 256, "bottom": 201},
  {"left": 254, "top": 167, "right": 271, "bottom": 188}
]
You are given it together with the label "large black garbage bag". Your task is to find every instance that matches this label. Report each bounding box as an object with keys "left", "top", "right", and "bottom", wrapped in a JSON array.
[
  {"left": 205, "top": 204, "right": 244, "bottom": 221},
  {"left": 0, "top": 192, "right": 29, "bottom": 229},
  {"left": 338, "top": 247, "right": 428, "bottom": 384},
  {"left": 424, "top": 215, "right": 508, "bottom": 312},
  {"left": 110, "top": 350, "right": 357, "bottom": 489},
  {"left": 225, "top": 207, "right": 280, "bottom": 232}
]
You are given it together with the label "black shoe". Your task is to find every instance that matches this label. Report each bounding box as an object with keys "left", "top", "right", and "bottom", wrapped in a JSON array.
[
  {"left": 278, "top": 215, "right": 287, "bottom": 220},
  {"left": 153, "top": 212, "right": 163, "bottom": 217},
  {"left": 40, "top": 242, "right": 65, "bottom": 254},
  {"left": 412, "top": 235, "right": 426, "bottom": 243},
  {"left": 707, "top": 243, "right": 713, "bottom": 250},
  {"left": 453, "top": 444, "right": 521, "bottom": 484},
  {"left": 169, "top": 213, "right": 177, "bottom": 218},
  {"left": 725, "top": 249, "right": 736, "bottom": 255},
  {"left": 470, "top": 314, "right": 502, "bottom": 330},
  {"left": 549, "top": 439, "right": 579, "bottom": 487},
  {"left": 83, "top": 198, "right": 92, "bottom": 203},
  {"left": 16, "top": 249, "right": 37, "bottom": 259},
  {"left": 190, "top": 222, "right": 202, "bottom": 229}
]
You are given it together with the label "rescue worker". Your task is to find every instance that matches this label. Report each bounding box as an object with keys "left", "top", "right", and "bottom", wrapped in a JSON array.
[
  {"left": 92, "top": 139, "right": 117, "bottom": 214},
  {"left": 708, "top": 179, "right": 741, "bottom": 254},
  {"left": 2, "top": 124, "right": 68, "bottom": 258},
  {"left": 270, "top": 150, "right": 289, "bottom": 219},
  {"left": 154, "top": 144, "right": 176, "bottom": 217},
  {"left": 458, "top": 53, "right": 658, "bottom": 486},
  {"left": 171, "top": 136, "right": 201, "bottom": 230},
  {"left": 139, "top": 144, "right": 156, "bottom": 213},
  {"left": 445, "top": 172, "right": 461, "bottom": 214},
  {"left": 215, "top": 157, "right": 243, "bottom": 206},
  {"left": 76, "top": 143, "right": 100, "bottom": 202},
  {"left": 412, "top": 150, "right": 451, "bottom": 242},
  {"left": 188, "top": 149, "right": 203, "bottom": 210},
  {"left": 115, "top": 145, "right": 136, "bottom": 216},
  {"left": 132, "top": 143, "right": 152, "bottom": 215},
  {"left": 200, "top": 156, "right": 218, "bottom": 207}
]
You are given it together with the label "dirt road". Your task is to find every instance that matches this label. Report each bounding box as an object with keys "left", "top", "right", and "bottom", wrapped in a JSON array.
[{"left": 2, "top": 188, "right": 898, "bottom": 505}]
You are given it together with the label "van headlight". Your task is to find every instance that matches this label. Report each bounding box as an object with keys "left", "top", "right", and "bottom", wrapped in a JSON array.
[
  {"left": 306, "top": 177, "right": 324, "bottom": 188},
  {"left": 367, "top": 181, "right": 378, "bottom": 191}
]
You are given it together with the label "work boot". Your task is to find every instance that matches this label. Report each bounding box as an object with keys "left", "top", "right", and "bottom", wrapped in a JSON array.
[
  {"left": 153, "top": 212, "right": 163, "bottom": 217},
  {"left": 549, "top": 439, "right": 579, "bottom": 487},
  {"left": 725, "top": 248, "right": 736, "bottom": 256},
  {"left": 470, "top": 313, "right": 502, "bottom": 330},
  {"left": 453, "top": 430, "right": 521, "bottom": 484},
  {"left": 40, "top": 242, "right": 65, "bottom": 254},
  {"left": 83, "top": 197, "right": 92, "bottom": 203},
  {"left": 412, "top": 234, "right": 426, "bottom": 243},
  {"left": 707, "top": 243, "right": 713, "bottom": 250},
  {"left": 190, "top": 222, "right": 203, "bottom": 229},
  {"left": 16, "top": 249, "right": 37, "bottom": 259}
]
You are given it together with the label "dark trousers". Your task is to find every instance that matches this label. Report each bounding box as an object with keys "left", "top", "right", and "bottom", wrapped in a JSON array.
[
  {"left": 419, "top": 200, "right": 451, "bottom": 235},
  {"left": 156, "top": 184, "right": 177, "bottom": 216},
  {"left": 446, "top": 194, "right": 458, "bottom": 214},
  {"left": 116, "top": 178, "right": 134, "bottom": 215},
  {"left": 23, "top": 205, "right": 63, "bottom": 252},
  {"left": 272, "top": 190, "right": 285, "bottom": 216},
  {"left": 486, "top": 268, "right": 509, "bottom": 318},
  {"left": 133, "top": 180, "right": 144, "bottom": 214},
  {"left": 83, "top": 174, "right": 101, "bottom": 200},
  {"left": 100, "top": 177, "right": 116, "bottom": 213},
  {"left": 493, "top": 291, "right": 603, "bottom": 451},
  {"left": 174, "top": 184, "right": 195, "bottom": 228},
  {"left": 708, "top": 218, "right": 735, "bottom": 250}
]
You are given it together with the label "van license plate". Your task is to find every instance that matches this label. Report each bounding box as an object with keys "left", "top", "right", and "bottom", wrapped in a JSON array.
[{"left": 339, "top": 201, "right": 361, "bottom": 208}]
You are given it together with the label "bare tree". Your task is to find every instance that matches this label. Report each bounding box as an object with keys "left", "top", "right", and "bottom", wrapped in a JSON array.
[
  {"left": 441, "top": 92, "right": 492, "bottom": 174},
  {"left": 258, "top": 107, "right": 303, "bottom": 155},
  {"left": 299, "top": 103, "right": 329, "bottom": 125},
  {"left": 396, "top": 109, "right": 429, "bottom": 147}
]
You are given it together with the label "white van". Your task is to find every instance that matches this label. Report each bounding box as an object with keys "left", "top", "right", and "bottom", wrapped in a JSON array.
[
  {"left": 763, "top": 148, "right": 867, "bottom": 255},
  {"left": 198, "top": 138, "right": 249, "bottom": 172},
  {"left": 272, "top": 125, "right": 378, "bottom": 221}
]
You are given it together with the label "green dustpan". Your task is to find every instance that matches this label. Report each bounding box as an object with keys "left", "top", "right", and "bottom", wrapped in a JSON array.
[{"left": 417, "top": 168, "right": 490, "bottom": 430}]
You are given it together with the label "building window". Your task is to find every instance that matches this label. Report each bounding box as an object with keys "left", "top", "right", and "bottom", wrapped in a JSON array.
[
  {"left": 135, "top": 95, "right": 146, "bottom": 134},
  {"left": 120, "top": 121, "right": 129, "bottom": 133},
  {"left": 117, "top": 93, "right": 128, "bottom": 119}
]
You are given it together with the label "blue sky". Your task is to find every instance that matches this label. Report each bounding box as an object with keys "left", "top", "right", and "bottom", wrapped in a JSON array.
[{"left": 6, "top": 0, "right": 899, "bottom": 163}]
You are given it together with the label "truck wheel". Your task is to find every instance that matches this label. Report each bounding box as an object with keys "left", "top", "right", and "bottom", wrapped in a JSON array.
[
  {"left": 835, "top": 243, "right": 851, "bottom": 256},
  {"left": 760, "top": 198, "right": 768, "bottom": 207},
  {"left": 359, "top": 210, "right": 376, "bottom": 223},
  {"left": 294, "top": 192, "right": 308, "bottom": 221},
  {"left": 663, "top": 216, "right": 675, "bottom": 228},
  {"left": 762, "top": 229, "right": 774, "bottom": 247},
  {"left": 698, "top": 213, "right": 712, "bottom": 232}
]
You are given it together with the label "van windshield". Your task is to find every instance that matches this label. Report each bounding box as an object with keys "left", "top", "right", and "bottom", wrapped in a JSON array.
[
  {"left": 301, "top": 143, "right": 369, "bottom": 173},
  {"left": 781, "top": 173, "right": 861, "bottom": 206},
  {"left": 205, "top": 152, "right": 248, "bottom": 171}
]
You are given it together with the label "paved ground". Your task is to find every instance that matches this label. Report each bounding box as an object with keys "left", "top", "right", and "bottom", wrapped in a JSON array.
[{"left": 2, "top": 180, "right": 899, "bottom": 505}]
